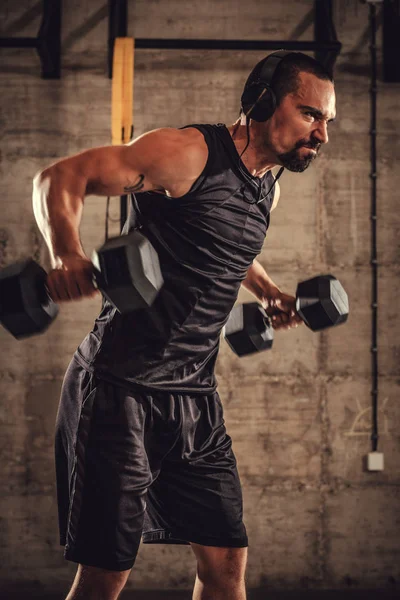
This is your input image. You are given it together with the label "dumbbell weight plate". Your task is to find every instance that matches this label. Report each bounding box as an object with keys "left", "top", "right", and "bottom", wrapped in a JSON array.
[
  {"left": 223, "top": 302, "right": 274, "bottom": 356},
  {"left": 92, "top": 230, "right": 164, "bottom": 314},
  {"left": 296, "top": 274, "right": 349, "bottom": 332},
  {"left": 0, "top": 259, "right": 59, "bottom": 339}
]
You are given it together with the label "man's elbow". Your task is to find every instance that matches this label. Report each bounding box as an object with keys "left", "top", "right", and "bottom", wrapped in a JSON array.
[{"left": 33, "top": 167, "right": 52, "bottom": 189}]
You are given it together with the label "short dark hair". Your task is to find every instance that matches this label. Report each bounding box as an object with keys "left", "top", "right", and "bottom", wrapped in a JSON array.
[{"left": 243, "top": 51, "right": 334, "bottom": 112}]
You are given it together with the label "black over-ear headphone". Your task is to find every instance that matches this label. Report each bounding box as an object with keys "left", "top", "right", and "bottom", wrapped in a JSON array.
[{"left": 240, "top": 50, "right": 295, "bottom": 122}]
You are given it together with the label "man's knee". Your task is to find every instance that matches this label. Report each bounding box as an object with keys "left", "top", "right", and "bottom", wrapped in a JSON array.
[
  {"left": 66, "top": 564, "right": 131, "bottom": 600},
  {"left": 191, "top": 544, "right": 248, "bottom": 584}
]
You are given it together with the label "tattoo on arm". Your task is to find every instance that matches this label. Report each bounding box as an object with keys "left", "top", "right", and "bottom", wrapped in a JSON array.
[{"left": 124, "top": 174, "right": 145, "bottom": 193}]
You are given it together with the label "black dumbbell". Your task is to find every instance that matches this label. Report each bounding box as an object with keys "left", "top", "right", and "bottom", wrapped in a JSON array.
[
  {"left": 223, "top": 303, "right": 274, "bottom": 357},
  {"left": 91, "top": 230, "right": 163, "bottom": 314},
  {"left": 224, "top": 274, "right": 349, "bottom": 357},
  {"left": 0, "top": 230, "right": 163, "bottom": 340}
]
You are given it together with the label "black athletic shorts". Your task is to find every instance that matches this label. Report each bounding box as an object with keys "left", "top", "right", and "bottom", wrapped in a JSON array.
[{"left": 55, "top": 356, "right": 248, "bottom": 571}]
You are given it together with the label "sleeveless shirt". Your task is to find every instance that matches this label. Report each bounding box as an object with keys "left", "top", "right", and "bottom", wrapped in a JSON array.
[{"left": 74, "top": 123, "right": 276, "bottom": 393}]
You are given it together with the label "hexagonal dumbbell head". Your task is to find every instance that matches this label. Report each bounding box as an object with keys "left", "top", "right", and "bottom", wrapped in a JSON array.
[
  {"left": 223, "top": 302, "right": 274, "bottom": 357},
  {"left": 296, "top": 274, "right": 349, "bottom": 332},
  {"left": 92, "top": 230, "right": 164, "bottom": 314},
  {"left": 0, "top": 259, "right": 59, "bottom": 339}
]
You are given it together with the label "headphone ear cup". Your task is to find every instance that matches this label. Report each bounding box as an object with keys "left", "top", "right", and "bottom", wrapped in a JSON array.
[{"left": 245, "top": 84, "right": 277, "bottom": 122}]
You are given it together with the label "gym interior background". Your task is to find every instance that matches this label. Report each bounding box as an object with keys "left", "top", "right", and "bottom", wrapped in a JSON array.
[{"left": 0, "top": 0, "right": 399, "bottom": 598}]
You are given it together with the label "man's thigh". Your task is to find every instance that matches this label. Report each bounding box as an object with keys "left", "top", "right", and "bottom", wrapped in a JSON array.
[{"left": 142, "top": 391, "right": 249, "bottom": 549}]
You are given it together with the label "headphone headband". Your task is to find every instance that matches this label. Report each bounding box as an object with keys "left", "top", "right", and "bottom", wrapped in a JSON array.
[
  {"left": 256, "top": 50, "right": 292, "bottom": 87},
  {"left": 241, "top": 49, "right": 295, "bottom": 122}
]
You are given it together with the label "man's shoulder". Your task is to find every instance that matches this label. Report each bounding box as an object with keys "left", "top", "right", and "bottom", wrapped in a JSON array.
[
  {"left": 130, "top": 126, "right": 209, "bottom": 168},
  {"left": 161, "top": 126, "right": 209, "bottom": 173},
  {"left": 178, "top": 125, "right": 212, "bottom": 152},
  {"left": 133, "top": 126, "right": 209, "bottom": 198}
]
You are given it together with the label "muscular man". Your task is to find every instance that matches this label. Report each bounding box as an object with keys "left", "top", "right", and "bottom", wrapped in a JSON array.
[{"left": 33, "top": 51, "right": 335, "bottom": 600}]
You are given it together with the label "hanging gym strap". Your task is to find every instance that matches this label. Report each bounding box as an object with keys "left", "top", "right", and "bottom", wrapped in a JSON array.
[{"left": 107, "top": 37, "right": 134, "bottom": 239}]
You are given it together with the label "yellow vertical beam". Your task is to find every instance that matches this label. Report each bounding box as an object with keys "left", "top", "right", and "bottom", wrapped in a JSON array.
[{"left": 111, "top": 37, "right": 134, "bottom": 145}]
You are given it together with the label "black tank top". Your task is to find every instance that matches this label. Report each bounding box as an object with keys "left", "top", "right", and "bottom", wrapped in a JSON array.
[{"left": 74, "top": 123, "right": 276, "bottom": 393}]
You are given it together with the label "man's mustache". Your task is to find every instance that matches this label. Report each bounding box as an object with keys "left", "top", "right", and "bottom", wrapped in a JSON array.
[{"left": 296, "top": 138, "right": 321, "bottom": 151}]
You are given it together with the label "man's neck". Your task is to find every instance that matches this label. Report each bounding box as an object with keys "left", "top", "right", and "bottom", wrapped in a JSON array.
[{"left": 226, "top": 121, "right": 278, "bottom": 178}]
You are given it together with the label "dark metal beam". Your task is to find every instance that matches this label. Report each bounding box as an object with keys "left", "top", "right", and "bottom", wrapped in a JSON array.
[
  {"left": 0, "top": 38, "right": 37, "bottom": 48},
  {"left": 383, "top": 0, "right": 400, "bottom": 82},
  {"left": 314, "top": 0, "right": 341, "bottom": 76},
  {"left": 37, "top": 0, "right": 62, "bottom": 79},
  {"left": 0, "top": 0, "right": 61, "bottom": 78},
  {"left": 107, "top": 1, "right": 342, "bottom": 76},
  {"left": 132, "top": 39, "right": 341, "bottom": 52},
  {"left": 108, "top": 0, "right": 128, "bottom": 78}
]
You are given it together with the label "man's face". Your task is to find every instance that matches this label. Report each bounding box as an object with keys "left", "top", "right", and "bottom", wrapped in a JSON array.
[{"left": 263, "top": 71, "right": 336, "bottom": 172}]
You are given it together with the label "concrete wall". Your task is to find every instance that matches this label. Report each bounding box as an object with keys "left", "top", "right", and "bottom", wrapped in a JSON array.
[{"left": 0, "top": 0, "right": 399, "bottom": 594}]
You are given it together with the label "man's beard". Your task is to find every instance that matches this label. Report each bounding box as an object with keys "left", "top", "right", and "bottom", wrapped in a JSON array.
[{"left": 277, "top": 139, "right": 321, "bottom": 172}]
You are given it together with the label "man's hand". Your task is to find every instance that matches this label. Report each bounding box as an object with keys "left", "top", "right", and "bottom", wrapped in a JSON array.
[
  {"left": 47, "top": 255, "right": 100, "bottom": 303},
  {"left": 241, "top": 260, "right": 303, "bottom": 330},
  {"left": 261, "top": 288, "right": 303, "bottom": 331}
]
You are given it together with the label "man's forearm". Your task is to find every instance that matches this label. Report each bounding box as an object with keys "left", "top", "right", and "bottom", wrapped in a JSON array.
[
  {"left": 241, "top": 259, "right": 281, "bottom": 303},
  {"left": 32, "top": 167, "right": 86, "bottom": 268}
]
